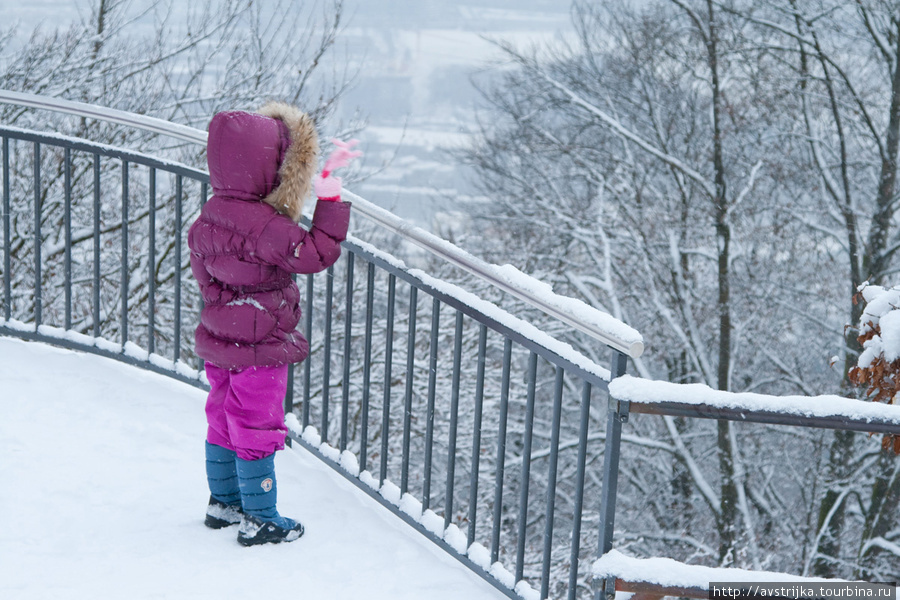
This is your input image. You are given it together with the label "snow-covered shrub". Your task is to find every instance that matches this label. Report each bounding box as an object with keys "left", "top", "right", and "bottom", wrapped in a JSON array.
[{"left": 848, "top": 284, "right": 900, "bottom": 453}]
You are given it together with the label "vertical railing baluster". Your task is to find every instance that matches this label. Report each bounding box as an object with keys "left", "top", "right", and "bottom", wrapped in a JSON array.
[
  {"left": 284, "top": 274, "right": 297, "bottom": 433},
  {"left": 423, "top": 297, "right": 440, "bottom": 511},
  {"left": 467, "top": 323, "right": 487, "bottom": 548},
  {"left": 380, "top": 274, "right": 396, "bottom": 485},
  {"left": 341, "top": 252, "right": 355, "bottom": 452},
  {"left": 198, "top": 179, "right": 210, "bottom": 373},
  {"left": 173, "top": 175, "right": 182, "bottom": 362},
  {"left": 198, "top": 181, "right": 208, "bottom": 372},
  {"left": 286, "top": 274, "right": 300, "bottom": 423},
  {"left": 541, "top": 366, "right": 565, "bottom": 600},
  {"left": 32, "top": 142, "right": 41, "bottom": 327},
  {"left": 595, "top": 350, "right": 628, "bottom": 600},
  {"left": 401, "top": 285, "right": 418, "bottom": 495},
  {"left": 444, "top": 310, "right": 463, "bottom": 528},
  {"left": 198, "top": 182, "right": 208, "bottom": 375},
  {"left": 360, "top": 262, "right": 376, "bottom": 472},
  {"left": 286, "top": 364, "right": 295, "bottom": 427},
  {"left": 490, "top": 337, "right": 513, "bottom": 564},
  {"left": 322, "top": 265, "right": 334, "bottom": 444},
  {"left": 64, "top": 148, "right": 72, "bottom": 330},
  {"left": 148, "top": 168, "right": 156, "bottom": 354},
  {"left": 515, "top": 352, "right": 538, "bottom": 582},
  {"left": 303, "top": 274, "right": 314, "bottom": 429},
  {"left": 199, "top": 179, "right": 210, "bottom": 369},
  {"left": 2, "top": 137, "right": 9, "bottom": 321},
  {"left": 284, "top": 273, "right": 299, "bottom": 448},
  {"left": 567, "top": 380, "right": 594, "bottom": 600},
  {"left": 92, "top": 153, "right": 100, "bottom": 338},
  {"left": 120, "top": 161, "right": 129, "bottom": 346}
]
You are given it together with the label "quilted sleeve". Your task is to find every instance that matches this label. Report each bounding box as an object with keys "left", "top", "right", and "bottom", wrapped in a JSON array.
[{"left": 254, "top": 200, "right": 351, "bottom": 274}]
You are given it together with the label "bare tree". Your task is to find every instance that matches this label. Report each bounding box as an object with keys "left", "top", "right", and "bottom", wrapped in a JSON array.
[
  {"left": 461, "top": 0, "right": 817, "bottom": 568},
  {"left": 727, "top": 0, "right": 900, "bottom": 578}
]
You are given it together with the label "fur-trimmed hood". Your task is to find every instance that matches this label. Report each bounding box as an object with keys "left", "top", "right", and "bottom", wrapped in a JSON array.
[
  {"left": 257, "top": 101, "right": 318, "bottom": 221},
  {"left": 206, "top": 102, "right": 318, "bottom": 222}
]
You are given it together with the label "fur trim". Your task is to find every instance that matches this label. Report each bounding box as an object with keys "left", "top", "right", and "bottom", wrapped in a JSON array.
[{"left": 257, "top": 101, "right": 319, "bottom": 222}]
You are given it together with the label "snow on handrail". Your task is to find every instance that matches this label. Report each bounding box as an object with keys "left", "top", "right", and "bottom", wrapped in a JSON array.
[
  {"left": 343, "top": 190, "right": 644, "bottom": 358},
  {"left": 610, "top": 375, "right": 900, "bottom": 428},
  {"left": 0, "top": 90, "right": 644, "bottom": 358},
  {"left": 593, "top": 549, "right": 844, "bottom": 591}
]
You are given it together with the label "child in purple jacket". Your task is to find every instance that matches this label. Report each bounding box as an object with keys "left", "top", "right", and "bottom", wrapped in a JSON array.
[{"left": 188, "top": 102, "right": 359, "bottom": 546}]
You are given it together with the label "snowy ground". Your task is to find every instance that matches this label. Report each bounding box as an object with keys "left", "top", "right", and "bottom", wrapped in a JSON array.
[{"left": 0, "top": 336, "right": 504, "bottom": 600}]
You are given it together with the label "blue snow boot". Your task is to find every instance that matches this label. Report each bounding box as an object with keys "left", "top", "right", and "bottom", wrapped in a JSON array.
[
  {"left": 204, "top": 442, "right": 243, "bottom": 529},
  {"left": 235, "top": 453, "right": 304, "bottom": 546}
]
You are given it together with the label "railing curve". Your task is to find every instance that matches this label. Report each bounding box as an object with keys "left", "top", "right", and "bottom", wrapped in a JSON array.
[{"left": 0, "top": 95, "right": 646, "bottom": 600}]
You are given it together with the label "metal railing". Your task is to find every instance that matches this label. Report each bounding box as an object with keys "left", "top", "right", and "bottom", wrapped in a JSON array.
[
  {"left": 595, "top": 376, "right": 900, "bottom": 599},
  {"left": 0, "top": 93, "right": 646, "bottom": 600},
  {"left": 0, "top": 125, "right": 208, "bottom": 384}
]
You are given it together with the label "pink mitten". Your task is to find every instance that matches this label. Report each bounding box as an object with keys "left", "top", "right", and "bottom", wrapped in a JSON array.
[
  {"left": 314, "top": 174, "right": 342, "bottom": 200},
  {"left": 315, "top": 139, "right": 362, "bottom": 201}
]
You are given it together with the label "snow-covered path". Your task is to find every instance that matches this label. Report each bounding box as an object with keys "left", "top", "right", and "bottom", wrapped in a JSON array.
[{"left": 0, "top": 336, "right": 503, "bottom": 600}]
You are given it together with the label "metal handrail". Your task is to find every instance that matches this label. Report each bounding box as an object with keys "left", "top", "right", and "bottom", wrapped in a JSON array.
[
  {"left": 0, "top": 89, "right": 207, "bottom": 145},
  {"left": 594, "top": 381, "right": 900, "bottom": 600},
  {"left": 341, "top": 190, "right": 645, "bottom": 358},
  {"left": 0, "top": 89, "right": 644, "bottom": 359}
]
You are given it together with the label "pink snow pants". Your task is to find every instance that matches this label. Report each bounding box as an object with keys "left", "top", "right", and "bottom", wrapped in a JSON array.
[{"left": 204, "top": 362, "right": 289, "bottom": 461}]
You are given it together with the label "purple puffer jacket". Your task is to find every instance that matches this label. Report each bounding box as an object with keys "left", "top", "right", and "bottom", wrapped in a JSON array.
[{"left": 188, "top": 104, "right": 350, "bottom": 370}]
